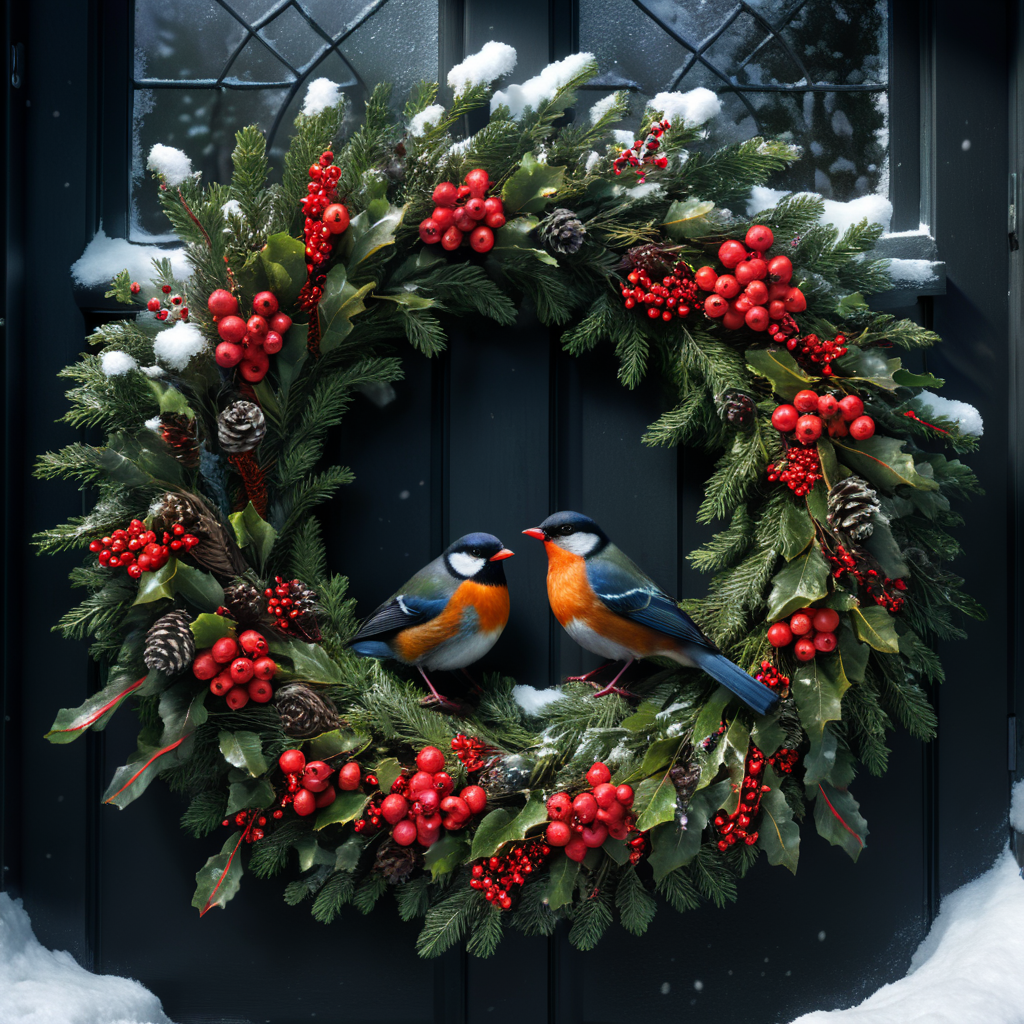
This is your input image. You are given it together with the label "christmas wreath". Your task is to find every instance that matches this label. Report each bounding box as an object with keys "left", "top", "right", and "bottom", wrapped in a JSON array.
[{"left": 42, "top": 46, "right": 983, "bottom": 956}]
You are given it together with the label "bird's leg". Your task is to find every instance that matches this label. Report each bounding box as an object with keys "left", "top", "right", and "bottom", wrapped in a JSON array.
[
  {"left": 565, "top": 660, "right": 614, "bottom": 683},
  {"left": 460, "top": 668, "right": 483, "bottom": 694},
  {"left": 418, "top": 666, "right": 456, "bottom": 709},
  {"left": 591, "top": 658, "right": 636, "bottom": 698}
]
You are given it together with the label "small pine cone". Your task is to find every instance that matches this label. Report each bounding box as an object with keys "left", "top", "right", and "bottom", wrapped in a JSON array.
[
  {"left": 617, "top": 242, "right": 674, "bottom": 278},
  {"left": 268, "top": 577, "right": 321, "bottom": 640},
  {"left": 722, "top": 390, "right": 756, "bottom": 428},
  {"left": 153, "top": 492, "right": 249, "bottom": 579},
  {"left": 159, "top": 413, "right": 201, "bottom": 468},
  {"left": 274, "top": 683, "right": 341, "bottom": 738},
  {"left": 223, "top": 580, "right": 267, "bottom": 626},
  {"left": 539, "top": 208, "right": 586, "bottom": 255},
  {"left": 374, "top": 839, "right": 420, "bottom": 884},
  {"left": 144, "top": 609, "right": 195, "bottom": 676},
  {"left": 827, "top": 475, "right": 886, "bottom": 541},
  {"left": 217, "top": 401, "right": 266, "bottom": 454}
]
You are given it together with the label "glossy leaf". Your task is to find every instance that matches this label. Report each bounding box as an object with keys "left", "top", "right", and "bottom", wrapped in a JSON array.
[
  {"left": 546, "top": 854, "right": 579, "bottom": 911},
  {"left": 618, "top": 701, "right": 660, "bottom": 733},
  {"left": 218, "top": 730, "right": 268, "bottom": 777},
  {"left": 501, "top": 154, "right": 566, "bottom": 214},
  {"left": 601, "top": 838, "right": 630, "bottom": 865},
  {"left": 633, "top": 772, "right": 678, "bottom": 832},
  {"left": 190, "top": 612, "right": 236, "bottom": 649},
  {"left": 893, "top": 368, "right": 944, "bottom": 388},
  {"left": 132, "top": 559, "right": 178, "bottom": 605},
  {"left": 318, "top": 265, "right": 374, "bottom": 353},
  {"left": 308, "top": 729, "right": 371, "bottom": 760},
  {"left": 174, "top": 563, "right": 225, "bottom": 612},
  {"left": 693, "top": 686, "right": 733, "bottom": 787},
  {"left": 423, "top": 833, "right": 470, "bottom": 880},
  {"left": 862, "top": 520, "right": 909, "bottom": 579},
  {"left": 850, "top": 605, "right": 900, "bottom": 653},
  {"left": 259, "top": 232, "right": 307, "bottom": 306},
  {"left": 750, "top": 711, "right": 786, "bottom": 757},
  {"left": 780, "top": 501, "right": 815, "bottom": 561},
  {"left": 192, "top": 831, "right": 245, "bottom": 916},
  {"left": 373, "top": 756, "right": 405, "bottom": 795},
  {"left": 314, "top": 790, "right": 369, "bottom": 830},
  {"left": 766, "top": 550, "right": 830, "bottom": 621},
  {"left": 720, "top": 717, "right": 751, "bottom": 815},
  {"left": 648, "top": 779, "right": 731, "bottom": 882},
  {"left": 225, "top": 778, "right": 275, "bottom": 816},
  {"left": 757, "top": 767, "right": 800, "bottom": 873},
  {"left": 344, "top": 204, "right": 406, "bottom": 267},
  {"left": 834, "top": 349, "right": 903, "bottom": 391},
  {"left": 229, "top": 502, "right": 278, "bottom": 568},
  {"left": 833, "top": 435, "right": 940, "bottom": 493},
  {"left": 835, "top": 624, "right": 870, "bottom": 684},
  {"left": 470, "top": 791, "right": 548, "bottom": 859},
  {"left": 802, "top": 722, "right": 839, "bottom": 786},
  {"left": 662, "top": 198, "right": 715, "bottom": 240},
  {"left": 791, "top": 658, "right": 846, "bottom": 751},
  {"left": 334, "top": 835, "right": 365, "bottom": 872},
  {"left": 46, "top": 672, "right": 150, "bottom": 743},
  {"left": 813, "top": 782, "right": 868, "bottom": 861},
  {"left": 816, "top": 438, "right": 840, "bottom": 490},
  {"left": 269, "top": 637, "right": 346, "bottom": 683},
  {"left": 745, "top": 347, "right": 815, "bottom": 400}
]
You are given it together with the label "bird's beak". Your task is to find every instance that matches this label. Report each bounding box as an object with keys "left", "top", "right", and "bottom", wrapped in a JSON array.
[
  {"left": 489, "top": 548, "right": 514, "bottom": 561},
  {"left": 522, "top": 528, "right": 546, "bottom": 541}
]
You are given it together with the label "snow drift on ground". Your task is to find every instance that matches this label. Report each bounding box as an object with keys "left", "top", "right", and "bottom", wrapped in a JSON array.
[
  {"left": 787, "top": 847, "right": 1024, "bottom": 1023},
  {"left": 0, "top": 892, "right": 173, "bottom": 1024}
]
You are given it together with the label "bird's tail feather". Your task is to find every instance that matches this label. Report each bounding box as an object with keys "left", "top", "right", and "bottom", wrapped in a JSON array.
[
  {"left": 350, "top": 640, "right": 394, "bottom": 660},
  {"left": 685, "top": 647, "right": 778, "bottom": 716}
]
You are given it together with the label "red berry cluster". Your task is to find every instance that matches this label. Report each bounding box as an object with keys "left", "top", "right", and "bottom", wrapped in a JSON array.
[
  {"left": 296, "top": 151, "right": 349, "bottom": 311},
  {"left": 222, "top": 808, "right": 268, "bottom": 843},
  {"left": 701, "top": 720, "right": 727, "bottom": 752},
  {"left": 769, "top": 748, "right": 800, "bottom": 774},
  {"left": 374, "top": 746, "right": 487, "bottom": 847},
  {"left": 785, "top": 332, "right": 848, "bottom": 377},
  {"left": 276, "top": 749, "right": 363, "bottom": 818},
  {"left": 89, "top": 519, "right": 197, "bottom": 579},
  {"left": 141, "top": 283, "right": 189, "bottom": 322},
  {"left": 714, "top": 745, "right": 769, "bottom": 850},
  {"left": 470, "top": 841, "right": 550, "bottom": 910},
  {"left": 825, "top": 543, "right": 907, "bottom": 613},
  {"left": 544, "top": 762, "right": 636, "bottom": 862},
  {"left": 771, "top": 390, "right": 874, "bottom": 444},
  {"left": 754, "top": 660, "right": 791, "bottom": 698},
  {"left": 210, "top": 288, "right": 293, "bottom": 383},
  {"left": 418, "top": 169, "right": 503, "bottom": 254},
  {"left": 697, "top": 228, "right": 807, "bottom": 332},
  {"left": 767, "top": 606, "right": 841, "bottom": 662},
  {"left": 451, "top": 733, "right": 495, "bottom": 773},
  {"left": 192, "top": 631, "right": 278, "bottom": 709},
  {"left": 619, "top": 262, "right": 698, "bottom": 322},
  {"left": 265, "top": 576, "right": 314, "bottom": 632},
  {"left": 612, "top": 119, "right": 671, "bottom": 182},
  {"left": 766, "top": 446, "right": 822, "bottom": 496}
]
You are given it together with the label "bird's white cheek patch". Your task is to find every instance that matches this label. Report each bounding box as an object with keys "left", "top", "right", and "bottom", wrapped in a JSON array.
[
  {"left": 448, "top": 551, "right": 486, "bottom": 578},
  {"left": 559, "top": 531, "right": 600, "bottom": 556}
]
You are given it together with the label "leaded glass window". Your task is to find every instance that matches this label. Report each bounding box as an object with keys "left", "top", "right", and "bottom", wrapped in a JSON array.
[{"left": 131, "top": 0, "right": 439, "bottom": 239}]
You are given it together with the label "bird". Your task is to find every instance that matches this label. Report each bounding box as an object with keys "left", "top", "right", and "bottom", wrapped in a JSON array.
[
  {"left": 522, "top": 511, "right": 778, "bottom": 715},
  {"left": 348, "top": 533, "right": 514, "bottom": 706}
]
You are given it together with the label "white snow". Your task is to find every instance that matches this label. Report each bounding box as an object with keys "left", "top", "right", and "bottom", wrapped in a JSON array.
[
  {"left": 152, "top": 320, "right": 208, "bottom": 371},
  {"left": 139, "top": 365, "right": 164, "bottom": 378},
  {"left": 99, "top": 350, "right": 138, "bottom": 377},
  {"left": 145, "top": 416, "right": 162, "bottom": 432},
  {"left": 491, "top": 52, "right": 595, "bottom": 119},
  {"left": 788, "top": 848, "right": 1024, "bottom": 1024},
  {"left": 447, "top": 41, "right": 517, "bottom": 96},
  {"left": 886, "top": 258, "right": 941, "bottom": 286},
  {"left": 0, "top": 892, "right": 173, "bottom": 1024},
  {"left": 221, "top": 199, "right": 242, "bottom": 218},
  {"left": 584, "top": 150, "right": 602, "bottom": 172},
  {"left": 648, "top": 87, "right": 721, "bottom": 127},
  {"left": 146, "top": 144, "right": 194, "bottom": 187},
  {"left": 70, "top": 227, "right": 190, "bottom": 290},
  {"left": 588, "top": 93, "right": 620, "bottom": 125},
  {"left": 747, "top": 185, "right": 790, "bottom": 215},
  {"left": 746, "top": 189, "right": 893, "bottom": 237},
  {"left": 512, "top": 684, "right": 566, "bottom": 715},
  {"left": 612, "top": 129, "right": 637, "bottom": 148},
  {"left": 408, "top": 104, "right": 446, "bottom": 137},
  {"left": 1011, "top": 779, "right": 1024, "bottom": 832},
  {"left": 916, "top": 391, "right": 984, "bottom": 437},
  {"left": 300, "top": 77, "right": 342, "bottom": 116}
]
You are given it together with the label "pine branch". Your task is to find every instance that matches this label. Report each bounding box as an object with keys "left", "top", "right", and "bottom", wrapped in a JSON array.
[
  {"left": 311, "top": 871, "right": 355, "bottom": 923},
  {"left": 615, "top": 865, "right": 657, "bottom": 936},
  {"left": 568, "top": 886, "right": 613, "bottom": 951},
  {"left": 465, "top": 904, "right": 504, "bottom": 957},
  {"left": 415, "top": 883, "right": 480, "bottom": 957},
  {"left": 180, "top": 790, "right": 228, "bottom": 838},
  {"left": 395, "top": 876, "right": 431, "bottom": 921}
]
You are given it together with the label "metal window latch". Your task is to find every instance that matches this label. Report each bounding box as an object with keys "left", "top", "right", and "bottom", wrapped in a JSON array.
[
  {"left": 10, "top": 42, "right": 23, "bottom": 89},
  {"left": 1010, "top": 173, "right": 1019, "bottom": 252}
]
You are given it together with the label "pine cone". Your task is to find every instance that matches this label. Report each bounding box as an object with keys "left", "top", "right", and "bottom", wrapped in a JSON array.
[
  {"left": 374, "top": 839, "right": 420, "bottom": 884},
  {"left": 617, "top": 243, "right": 675, "bottom": 278},
  {"left": 144, "top": 609, "right": 195, "bottom": 676},
  {"left": 223, "top": 580, "right": 267, "bottom": 626},
  {"left": 539, "top": 208, "right": 586, "bottom": 255},
  {"left": 153, "top": 491, "right": 249, "bottom": 579},
  {"left": 217, "top": 401, "right": 266, "bottom": 454},
  {"left": 827, "top": 475, "right": 886, "bottom": 541},
  {"left": 722, "top": 391, "right": 756, "bottom": 428},
  {"left": 274, "top": 683, "right": 341, "bottom": 738},
  {"left": 159, "top": 413, "right": 201, "bottom": 468}
]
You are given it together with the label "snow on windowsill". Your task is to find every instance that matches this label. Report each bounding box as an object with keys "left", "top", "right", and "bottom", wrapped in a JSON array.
[{"left": 70, "top": 227, "right": 190, "bottom": 291}]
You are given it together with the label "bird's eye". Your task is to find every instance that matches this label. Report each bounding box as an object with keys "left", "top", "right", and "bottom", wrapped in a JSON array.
[
  {"left": 558, "top": 524, "right": 574, "bottom": 536},
  {"left": 470, "top": 547, "right": 483, "bottom": 557}
]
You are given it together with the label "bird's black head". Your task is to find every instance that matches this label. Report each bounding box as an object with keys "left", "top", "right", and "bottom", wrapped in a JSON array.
[
  {"left": 522, "top": 511, "right": 609, "bottom": 557},
  {"left": 444, "top": 532, "right": 514, "bottom": 583}
]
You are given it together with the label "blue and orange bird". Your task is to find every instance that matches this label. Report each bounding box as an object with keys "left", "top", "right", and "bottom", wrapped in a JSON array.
[
  {"left": 523, "top": 511, "right": 778, "bottom": 715},
  {"left": 348, "top": 533, "right": 514, "bottom": 705}
]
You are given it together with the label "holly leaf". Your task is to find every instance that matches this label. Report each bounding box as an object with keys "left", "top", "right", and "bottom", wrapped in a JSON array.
[
  {"left": 314, "top": 790, "right": 369, "bottom": 831},
  {"left": 833, "top": 435, "right": 940, "bottom": 493},
  {"left": 546, "top": 854, "right": 579, "bottom": 910},
  {"left": 893, "top": 367, "right": 945, "bottom": 388},
  {"left": 766, "top": 549, "right": 830, "bottom": 621},
  {"left": 757, "top": 767, "right": 800, "bottom": 873},
  {"left": 423, "top": 833, "right": 470, "bottom": 880},
  {"left": 850, "top": 605, "right": 900, "bottom": 653},
  {"left": 816, "top": 438, "right": 840, "bottom": 491},
  {"left": 334, "top": 835, "right": 365, "bottom": 872},
  {"left": 802, "top": 722, "right": 839, "bottom": 786},
  {"left": 693, "top": 686, "right": 732, "bottom": 787},
  {"left": 633, "top": 772, "right": 678, "bottom": 832},
  {"left": 494, "top": 216, "right": 558, "bottom": 265},
  {"left": 833, "top": 349, "right": 903, "bottom": 391},
  {"left": 276, "top": 323, "right": 308, "bottom": 393},
  {"left": 372, "top": 756, "right": 405, "bottom": 795},
  {"left": 174, "top": 563, "right": 225, "bottom": 612},
  {"left": 470, "top": 791, "right": 548, "bottom": 859},
  {"left": 648, "top": 779, "right": 731, "bottom": 882},
  {"left": 317, "top": 265, "right": 375, "bottom": 354},
  {"left": 307, "top": 729, "right": 371, "bottom": 760},
  {"left": 618, "top": 701, "right": 660, "bottom": 732},
  {"left": 745, "top": 347, "right": 815, "bottom": 400},
  {"left": 190, "top": 612, "right": 236, "bottom": 648},
  {"left": 662, "top": 198, "right": 715, "bottom": 240},
  {"left": 268, "top": 637, "right": 346, "bottom": 683},
  {"left": 294, "top": 836, "right": 335, "bottom": 872},
  {"left": 861, "top": 520, "right": 909, "bottom": 579},
  {"left": 225, "top": 777, "right": 275, "bottom": 816},
  {"left": 218, "top": 730, "right": 268, "bottom": 777},
  {"left": 132, "top": 559, "right": 178, "bottom": 605},
  {"left": 501, "top": 154, "right": 566, "bottom": 215},
  {"left": 835, "top": 624, "right": 870, "bottom": 682},
  {"left": 805, "top": 479, "right": 829, "bottom": 526},
  {"left": 780, "top": 501, "right": 815, "bottom": 561},
  {"left": 45, "top": 671, "right": 159, "bottom": 743},
  {"left": 344, "top": 204, "right": 406, "bottom": 267},
  {"left": 750, "top": 710, "right": 786, "bottom": 757},
  {"left": 720, "top": 717, "right": 751, "bottom": 815},
  {"left": 835, "top": 291, "right": 869, "bottom": 317},
  {"left": 813, "top": 782, "right": 868, "bottom": 861},
  {"left": 791, "top": 658, "right": 846, "bottom": 748},
  {"left": 229, "top": 502, "right": 278, "bottom": 568},
  {"left": 192, "top": 831, "right": 245, "bottom": 916},
  {"left": 259, "top": 232, "right": 307, "bottom": 306}
]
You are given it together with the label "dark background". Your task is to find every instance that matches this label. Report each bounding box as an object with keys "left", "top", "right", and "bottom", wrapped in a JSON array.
[{"left": 3, "top": 2, "right": 1022, "bottom": 1022}]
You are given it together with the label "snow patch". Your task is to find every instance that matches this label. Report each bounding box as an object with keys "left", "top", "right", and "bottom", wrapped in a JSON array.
[
  {"left": 139, "top": 365, "right": 164, "bottom": 378},
  {"left": 0, "top": 892, "right": 174, "bottom": 1024},
  {"left": 221, "top": 199, "right": 242, "bottom": 218},
  {"left": 146, "top": 144, "right": 193, "bottom": 187},
  {"left": 512, "top": 684, "right": 566, "bottom": 715},
  {"left": 447, "top": 41, "right": 517, "bottom": 95},
  {"left": 408, "top": 104, "right": 446, "bottom": 137},
  {"left": 588, "top": 93, "right": 620, "bottom": 125},
  {"left": 301, "top": 77, "right": 342, "bottom": 116},
  {"left": 491, "top": 52, "right": 595, "bottom": 120},
  {"left": 746, "top": 185, "right": 790, "bottom": 217},
  {"left": 152, "top": 320, "right": 208, "bottom": 371},
  {"left": 788, "top": 848, "right": 1024, "bottom": 1023},
  {"left": 584, "top": 150, "right": 602, "bottom": 172},
  {"left": 1011, "top": 779, "right": 1024, "bottom": 832},
  {"left": 648, "top": 87, "right": 721, "bottom": 127},
  {"left": 612, "top": 129, "right": 637, "bottom": 147},
  {"left": 887, "top": 258, "right": 941, "bottom": 286},
  {"left": 916, "top": 391, "right": 984, "bottom": 437},
  {"left": 745, "top": 189, "right": 893, "bottom": 236},
  {"left": 145, "top": 416, "right": 162, "bottom": 432},
  {"left": 70, "top": 227, "right": 190, "bottom": 290},
  {"left": 99, "top": 351, "right": 138, "bottom": 377}
]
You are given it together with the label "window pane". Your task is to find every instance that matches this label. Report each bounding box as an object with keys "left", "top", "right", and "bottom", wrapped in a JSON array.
[{"left": 579, "top": 0, "right": 889, "bottom": 203}]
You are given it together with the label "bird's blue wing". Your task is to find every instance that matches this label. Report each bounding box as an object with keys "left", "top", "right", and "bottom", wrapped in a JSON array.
[
  {"left": 351, "top": 556, "right": 454, "bottom": 643},
  {"left": 587, "top": 545, "right": 714, "bottom": 650}
]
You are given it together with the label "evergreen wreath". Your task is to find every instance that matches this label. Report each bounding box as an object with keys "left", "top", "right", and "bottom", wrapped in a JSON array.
[{"left": 41, "top": 47, "right": 984, "bottom": 957}]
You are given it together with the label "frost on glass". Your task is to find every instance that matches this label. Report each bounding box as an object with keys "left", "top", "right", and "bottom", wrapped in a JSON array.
[
  {"left": 579, "top": 0, "right": 888, "bottom": 203},
  {"left": 131, "top": 0, "right": 437, "bottom": 239}
]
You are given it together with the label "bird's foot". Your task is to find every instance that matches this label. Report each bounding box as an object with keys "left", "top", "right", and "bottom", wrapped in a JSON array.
[
  {"left": 420, "top": 692, "right": 462, "bottom": 713},
  {"left": 589, "top": 681, "right": 637, "bottom": 699},
  {"left": 565, "top": 661, "right": 613, "bottom": 683}
]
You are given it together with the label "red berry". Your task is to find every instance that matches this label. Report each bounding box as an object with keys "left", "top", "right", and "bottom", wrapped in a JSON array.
[
  {"left": 795, "top": 414, "right": 823, "bottom": 443},
  {"left": 416, "top": 814, "right": 442, "bottom": 847},
  {"left": 469, "top": 226, "right": 494, "bottom": 253},
  {"left": 252, "top": 657, "right": 276, "bottom": 681},
  {"left": 817, "top": 394, "right": 839, "bottom": 418},
  {"left": 247, "top": 679, "right": 273, "bottom": 703},
  {"left": 262, "top": 331, "right": 283, "bottom": 355},
  {"left": 417, "top": 746, "right": 445, "bottom": 773},
  {"left": 615, "top": 785, "right": 634, "bottom": 808},
  {"left": 418, "top": 218, "right": 441, "bottom": 244},
  {"left": 771, "top": 404, "right": 799, "bottom": 432},
  {"left": 431, "top": 206, "right": 455, "bottom": 230},
  {"left": 454, "top": 208, "right": 476, "bottom": 233},
  {"left": 849, "top": 415, "right": 875, "bottom": 441},
  {"left": 586, "top": 762, "right": 612, "bottom": 786},
  {"left": 460, "top": 785, "right": 486, "bottom": 815},
  {"left": 338, "top": 762, "right": 362, "bottom": 791},
  {"left": 230, "top": 657, "right": 254, "bottom": 684},
  {"left": 432, "top": 771, "right": 454, "bottom": 798},
  {"left": 217, "top": 315, "right": 247, "bottom": 344},
  {"left": 722, "top": 308, "right": 746, "bottom": 331},
  {"left": 813, "top": 608, "right": 841, "bottom": 633},
  {"left": 456, "top": 184, "right": 472, "bottom": 200},
  {"left": 767, "top": 622, "right": 793, "bottom": 647},
  {"left": 252, "top": 291, "right": 279, "bottom": 317},
  {"left": 238, "top": 350, "right": 269, "bottom": 383},
  {"left": 745, "top": 224, "right": 774, "bottom": 252},
  {"left": 441, "top": 226, "right": 463, "bottom": 251},
  {"left": 573, "top": 792, "right": 598, "bottom": 824},
  {"left": 209, "top": 672, "right": 234, "bottom": 696},
  {"left": 789, "top": 613, "right": 813, "bottom": 636},
  {"left": 743, "top": 280, "right": 769, "bottom": 305},
  {"left": 246, "top": 315, "right": 268, "bottom": 337},
  {"left": 432, "top": 182, "right": 459, "bottom": 207},
  {"left": 718, "top": 239, "right": 748, "bottom": 269},
  {"left": 768, "top": 255, "right": 793, "bottom": 284},
  {"left": 581, "top": 822, "right": 609, "bottom": 848},
  {"left": 793, "top": 390, "right": 819, "bottom": 413},
  {"left": 323, "top": 203, "right": 349, "bottom": 234},
  {"left": 268, "top": 312, "right": 292, "bottom": 335},
  {"left": 279, "top": 749, "right": 305, "bottom": 774},
  {"left": 314, "top": 785, "right": 337, "bottom": 809},
  {"left": 215, "top": 342, "right": 243, "bottom": 368},
  {"left": 464, "top": 197, "right": 486, "bottom": 221},
  {"left": 419, "top": 789, "right": 440, "bottom": 814},
  {"left": 484, "top": 211, "right": 506, "bottom": 229},
  {"left": 784, "top": 287, "right": 807, "bottom": 313},
  {"left": 607, "top": 819, "right": 629, "bottom": 841},
  {"left": 745, "top": 305, "right": 769, "bottom": 332},
  {"left": 595, "top": 799, "right": 626, "bottom": 824},
  {"left": 381, "top": 794, "right": 409, "bottom": 824},
  {"left": 301, "top": 762, "right": 333, "bottom": 793},
  {"left": 440, "top": 796, "right": 470, "bottom": 824},
  {"left": 409, "top": 771, "right": 434, "bottom": 794},
  {"left": 212, "top": 636, "right": 239, "bottom": 664},
  {"left": 483, "top": 196, "right": 504, "bottom": 216},
  {"left": 546, "top": 821, "right": 572, "bottom": 847},
  {"left": 547, "top": 792, "right": 573, "bottom": 821},
  {"left": 192, "top": 652, "right": 219, "bottom": 680},
  {"left": 813, "top": 630, "right": 838, "bottom": 653},
  {"left": 768, "top": 300, "right": 788, "bottom": 320},
  {"left": 224, "top": 686, "right": 249, "bottom": 710},
  {"left": 564, "top": 836, "right": 588, "bottom": 862},
  {"left": 794, "top": 637, "right": 817, "bottom": 661},
  {"left": 292, "top": 789, "right": 316, "bottom": 816},
  {"left": 464, "top": 168, "right": 490, "bottom": 198},
  {"left": 838, "top": 395, "right": 865, "bottom": 421},
  {"left": 704, "top": 294, "right": 728, "bottom": 318},
  {"left": 695, "top": 265, "right": 719, "bottom": 291},
  {"left": 393, "top": 819, "right": 417, "bottom": 845},
  {"left": 207, "top": 289, "right": 238, "bottom": 318},
  {"left": 130, "top": 282, "right": 141, "bottom": 295},
  {"left": 593, "top": 783, "right": 618, "bottom": 809},
  {"left": 238, "top": 629, "right": 267, "bottom": 657},
  {"left": 146, "top": 298, "right": 161, "bottom": 312},
  {"left": 734, "top": 294, "right": 754, "bottom": 314},
  {"left": 714, "top": 274, "right": 741, "bottom": 299}
]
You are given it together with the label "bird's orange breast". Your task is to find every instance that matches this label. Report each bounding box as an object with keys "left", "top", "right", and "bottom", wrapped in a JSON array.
[{"left": 393, "top": 582, "right": 509, "bottom": 664}]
